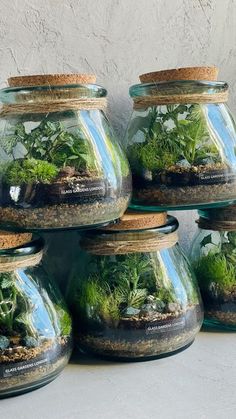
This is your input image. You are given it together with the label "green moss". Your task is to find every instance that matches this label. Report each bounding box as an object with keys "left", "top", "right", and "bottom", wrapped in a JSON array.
[
  {"left": 54, "top": 304, "right": 72, "bottom": 336},
  {"left": 195, "top": 252, "right": 236, "bottom": 295},
  {"left": 4, "top": 158, "right": 59, "bottom": 185}
]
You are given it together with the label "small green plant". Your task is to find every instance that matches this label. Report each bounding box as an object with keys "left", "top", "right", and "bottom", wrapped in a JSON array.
[
  {"left": 0, "top": 272, "right": 38, "bottom": 337},
  {"left": 195, "top": 252, "right": 236, "bottom": 296},
  {"left": 0, "top": 120, "right": 98, "bottom": 181},
  {"left": 74, "top": 252, "right": 181, "bottom": 326},
  {"left": 4, "top": 158, "right": 59, "bottom": 185},
  {"left": 127, "top": 104, "right": 220, "bottom": 173}
]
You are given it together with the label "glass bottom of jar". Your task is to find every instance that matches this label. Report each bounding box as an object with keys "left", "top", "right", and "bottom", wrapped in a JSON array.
[
  {"left": 129, "top": 199, "right": 235, "bottom": 212},
  {"left": 203, "top": 317, "right": 236, "bottom": 332},
  {"left": 77, "top": 339, "right": 195, "bottom": 362},
  {"left": 0, "top": 363, "right": 65, "bottom": 399},
  {"left": 0, "top": 194, "right": 130, "bottom": 231}
]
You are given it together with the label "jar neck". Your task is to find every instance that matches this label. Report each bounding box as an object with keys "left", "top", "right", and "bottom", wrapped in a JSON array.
[
  {"left": 0, "top": 84, "right": 107, "bottom": 105},
  {"left": 0, "top": 237, "right": 44, "bottom": 272},
  {"left": 197, "top": 217, "right": 236, "bottom": 232},
  {"left": 81, "top": 216, "right": 179, "bottom": 255}
]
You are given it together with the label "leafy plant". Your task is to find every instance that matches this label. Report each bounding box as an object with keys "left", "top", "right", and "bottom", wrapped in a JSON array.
[
  {"left": 4, "top": 158, "right": 59, "bottom": 185},
  {"left": 0, "top": 272, "right": 38, "bottom": 337},
  {"left": 75, "top": 253, "right": 165, "bottom": 326},
  {"left": 127, "top": 104, "right": 220, "bottom": 172},
  {"left": 0, "top": 120, "right": 97, "bottom": 173}
]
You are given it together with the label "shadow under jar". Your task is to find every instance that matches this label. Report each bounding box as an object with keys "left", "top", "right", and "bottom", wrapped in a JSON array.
[
  {"left": 190, "top": 206, "right": 236, "bottom": 330},
  {"left": 125, "top": 67, "right": 236, "bottom": 210},
  {"left": 0, "top": 232, "right": 72, "bottom": 398},
  {"left": 0, "top": 74, "right": 131, "bottom": 231},
  {"left": 67, "top": 212, "right": 203, "bottom": 361}
]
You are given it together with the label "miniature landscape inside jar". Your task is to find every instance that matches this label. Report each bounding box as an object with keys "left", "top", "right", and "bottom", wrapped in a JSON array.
[
  {"left": 67, "top": 213, "right": 203, "bottom": 360},
  {"left": 191, "top": 210, "right": 236, "bottom": 329},
  {"left": 0, "top": 75, "right": 131, "bottom": 231},
  {"left": 126, "top": 68, "right": 236, "bottom": 210},
  {"left": 0, "top": 232, "right": 72, "bottom": 397}
]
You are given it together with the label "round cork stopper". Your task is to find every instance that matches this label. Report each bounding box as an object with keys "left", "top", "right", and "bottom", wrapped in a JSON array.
[
  {"left": 103, "top": 211, "right": 167, "bottom": 231},
  {"left": 8, "top": 73, "right": 96, "bottom": 88},
  {"left": 139, "top": 66, "right": 219, "bottom": 83},
  {"left": 0, "top": 231, "right": 32, "bottom": 250}
]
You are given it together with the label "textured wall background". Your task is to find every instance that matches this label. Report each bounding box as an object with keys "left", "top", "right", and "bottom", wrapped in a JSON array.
[{"left": 0, "top": 0, "right": 235, "bottom": 285}]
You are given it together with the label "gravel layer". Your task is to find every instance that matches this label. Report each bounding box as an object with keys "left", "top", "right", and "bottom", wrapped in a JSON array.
[
  {"left": 77, "top": 306, "right": 201, "bottom": 359},
  {"left": 206, "top": 309, "right": 236, "bottom": 326},
  {"left": 132, "top": 181, "right": 236, "bottom": 207},
  {"left": 0, "top": 196, "right": 129, "bottom": 230},
  {"left": 0, "top": 337, "right": 71, "bottom": 394}
]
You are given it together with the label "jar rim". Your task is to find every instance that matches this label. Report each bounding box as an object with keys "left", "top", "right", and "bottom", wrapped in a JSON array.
[
  {"left": 129, "top": 80, "right": 228, "bottom": 98},
  {"left": 0, "top": 83, "right": 107, "bottom": 104},
  {"left": 0, "top": 235, "right": 44, "bottom": 258},
  {"left": 84, "top": 215, "right": 179, "bottom": 237}
]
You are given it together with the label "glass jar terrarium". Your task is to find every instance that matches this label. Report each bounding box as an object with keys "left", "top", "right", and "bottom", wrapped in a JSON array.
[
  {"left": 191, "top": 206, "right": 236, "bottom": 330},
  {"left": 0, "top": 74, "right": 131, "bottom": 231},
  {"left": 0, "top": 231, "right": 72, "bottom": 398},
  {"left": 125, "top": 66, "right": 236, "bottom": 210},
  {"left": 67, "top": 211, "right": 203, "bottom": 361}
]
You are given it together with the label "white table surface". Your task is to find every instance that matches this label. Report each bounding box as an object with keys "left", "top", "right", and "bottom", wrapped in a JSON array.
[{"left": 1, "top": 330, "right": 236, "bottom": 419}]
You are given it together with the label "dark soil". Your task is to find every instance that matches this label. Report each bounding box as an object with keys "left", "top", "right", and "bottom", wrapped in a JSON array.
[{"left": 76, "top": 305, "right": 202, "bottom": 359}]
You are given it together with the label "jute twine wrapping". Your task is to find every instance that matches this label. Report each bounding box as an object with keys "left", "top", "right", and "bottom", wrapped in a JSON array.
[
  {"left": 197, "top": 217, "right": 236, "bottom": 232},
  {"left": 0, "top": 98, "right": 107, "bottom": 116},
  {"left": 81, "top": 231, "right": 178, "bottom": 255},
  {"left": 0, "top": 250, "right": 43, "bottom": 272},
  {"left": 133, "top": 91, "right": 229, "bottom": 109}
]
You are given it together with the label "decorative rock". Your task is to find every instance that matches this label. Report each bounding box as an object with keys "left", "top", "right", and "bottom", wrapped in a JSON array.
[
  {"left": 21, "top": 336, "right": 39, "bottom": 348},
  {"left": 0, "top": 335, "right": 10, "bottom": 350},
  {"left": 176, "top": 159, "right": 191, "bottom": 169},
  {"left": 123, "top": 307, "right": 140, "bottom": 318},
  {"left": 166, "top": 302, "right": 180, "bottom": 313},
  {"left": 153, "top": 298, "right": 166, "bottom": 312},
  {"left": 139, "top": 304, "right": 156, "bottom": 317}
]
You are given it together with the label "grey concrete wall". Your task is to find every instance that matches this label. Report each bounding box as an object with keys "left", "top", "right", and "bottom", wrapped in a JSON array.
[{"left": 0, "top": 0, "right": 235, "bottom": 284}]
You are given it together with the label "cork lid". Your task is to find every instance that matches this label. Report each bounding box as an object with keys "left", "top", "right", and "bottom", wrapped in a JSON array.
[
  {"left": 0, "top": 231, "right": 32, "bottom": 250},
  {"left": 8, "top": 73, "right": 96, "bottom": 88},
  {"left": 139, "top": 66, "right": 219, "bottom": 83},
  {"left": 103, "top": 211, "right": 167, "bottom": 231}
]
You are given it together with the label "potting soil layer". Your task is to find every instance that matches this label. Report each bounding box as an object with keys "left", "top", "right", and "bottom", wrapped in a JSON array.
[
  {"left": 76, "top": 305, "right": 202, "bottom": 359},
  {"left": 0, "top": 196, "right": 130, "bottom": 230}
]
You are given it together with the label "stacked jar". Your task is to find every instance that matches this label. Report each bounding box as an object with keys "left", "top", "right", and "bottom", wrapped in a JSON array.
[
  {"left": 123, "top": 66, "right": 236, "bottom": 336},
  {"left": 191, "top": 206, "right": 236, "bottom": 330},
  {"left": 125, "top": 66, "right": 236, "bottom": 210},
  {"left": 67, "top": 211, "right": 203, "bottom": 360},
  {"left": 0, "top": 73, "right": 132, "bottom": 396}
]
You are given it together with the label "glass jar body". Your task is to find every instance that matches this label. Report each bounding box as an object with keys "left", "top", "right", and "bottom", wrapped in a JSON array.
[
  {"left": 67, "top": 225, "right": 203, "bottom": 360},
  {"left": 0, "top": 242, "right": 72, "bottom": 397},
  {"left": 0, "top": 85, "right": 131, "bottom": 231},
  {"left": 126, "top": 81, "right": 236, "bottom": 210},
  {"left": 190, "top": 226, "right": 236, "bottom": 329}
]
